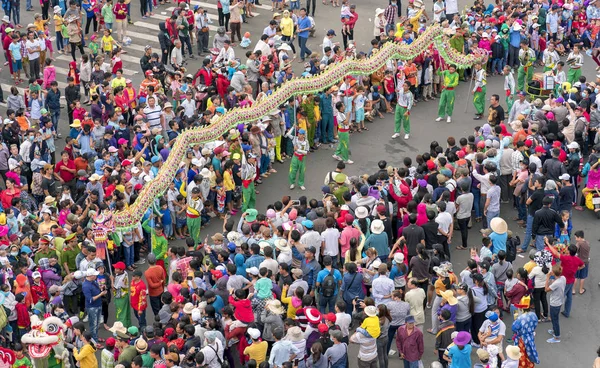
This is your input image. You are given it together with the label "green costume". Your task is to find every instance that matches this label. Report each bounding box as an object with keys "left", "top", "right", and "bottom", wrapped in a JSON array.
[
  {"left": 473, "top": 68, "right": 487, "bottom": 115},
  {"left": 437, "top": 70, "right": 459, "bottom": 118},
  {"left": 449, "top": 35, "right": 465, "bottom": 80},
  {"left": 113, "top": 272, "right": 131, "bottom": 327},
  {"left": 517, "top": 47, "right": 535, "bottom": 92},
  {"left": 334, "top": 112, "right": 350, "bottom": 161},
  {"left": 142, "top": 218, "right": 168, "bottom": 263},
  {"left": 302, "top": 99, "right": 316, "bottom": 147},
  {"left": 566, "top": 52, "right": 584, "bottom": 85},
  {"left": 394, "top": 89, "right": 413, "bottom": 135},
  {"left": 241, "top": 154, "right": 257, "bottom": 211},
  {"left": 289, "top": 136, "right": 309, "bottom": 187},
  {"left": 186, "top": 196, "right": 203, "bottom": 247}
]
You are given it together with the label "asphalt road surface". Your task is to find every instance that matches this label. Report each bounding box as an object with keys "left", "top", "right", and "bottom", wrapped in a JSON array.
[{"left": 4, "top": 0, "right": 600, "bottom": 366}]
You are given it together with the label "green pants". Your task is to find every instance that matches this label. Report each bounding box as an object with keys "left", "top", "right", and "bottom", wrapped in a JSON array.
[
  {"left": 506, "top": 94, "right": 515, "bottom": 114},
  {"left": 567, "top": 67, "right": 581, "bottom": 85},
  {"left": 517, "top": 65, "right": 533, "bottom": 92},
  {"left": 307, "top": 120, "right": 316, "bottom": 147},
  {"left": 187, "top": 216, "right": 201, "bottom": 247},
  {"left": 437, "top": 89, "right": 456, "bottom": 118},
  {"left": 289, "top": 155, "right": 306, "bottom": 186},
  {"left": 543, "top": 66, "right": 553, "bottom": 73},
  {"left": 394, "top": 105, "right": 410, "bottom": 133},
  {"left": 241, "top": 181, "right": 256, "bottom": 212},
  {"left": 473, "top": 86, "right": 486, "bottom": 115},
  {"left": 334, "top": 131, "right": 350, "bottom": 161}
]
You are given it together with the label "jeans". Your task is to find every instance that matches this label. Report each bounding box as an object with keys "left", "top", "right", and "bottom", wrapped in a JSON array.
[
  {"left": 164, "top": 223, "right": 173, "bottom": 238},
  {"left": 534, "top": 234, "right": 546, "bottom": 251},
  {"left": 149, "top": 295, "right": 162, "bottom": 316},
  {"left": 26, "top": 0, "right": 32, "bottom": 10},
  {"left": 403, "top": 361, "right": 419, "bottom": 368},
  {"left": 180, "top": 35, "right": 193, "bottom": 57},
  {"left": 306, "top": 0, "right": 316, "bottom": 16},
  {"left": 563, "top": 283, "right": 573, "bottom": 317},
  {"left": 455, "top": 318, "right": 471, "bottom": 332},
  {"left": 521, "top": 214, "right": 534, "bottom": 251},
  {"left": 515, "top": 195, "right": 526, "bottom": 221},
  {"left": 134, "top": 309, "right": 147, "bottom": 331},
  {"left": 87, "top": 306, "right": 102, "bottom": 341},
  {"left": 472, "top": 187, "right": 482, "bottom": 218},
  {"left": 281, "top": 35, "right": 296, "bottom": 54},
  {"left": 318, "top": 294, "right": 336, "bottom": 313},
  {"left": 10, "top": 5, "right": 19, "bottom": 24},
  {"left": 197, "top": 30, "right": 209, "bottom": 53},
  {"left": 123, "top": 244, "right": 134, "bottom": 267},
  {"left": 50, "top": 109, "right": 60, "bottom": 130},
  {"left": 550, "top": 305, "right": 561, "bottom": 337},
  {"left": 387, "top": 325, "right": 400, "bottom": 352},
  {"left": 376, "top": 336, "right": 388, "bottom": 368},
  {"left": 485, "top": 210, "right": 499, "bottom": 228},
  {"left": 29, "top": 58, "right": 40, "bottom": 79},
  {"left": 298, "top": 36, "right": 311, "bottom": 61},
  {"left": 499, "top": 174, "right": 511, "bottom": 202},
  {"left": 491, "top": 58, "right": 503, "bottom": 74}
]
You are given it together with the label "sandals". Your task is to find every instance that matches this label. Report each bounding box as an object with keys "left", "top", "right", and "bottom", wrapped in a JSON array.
[
  {"left": 362, "top": 127, "right": 369, "bottom": 131},
  {"left": 580, "top": 289, "right": 586, "bottom": 295}
]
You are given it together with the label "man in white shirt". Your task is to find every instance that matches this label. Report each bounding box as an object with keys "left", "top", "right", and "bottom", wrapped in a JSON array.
[
  {"left": 300, "top": 220, "right": 322, "bottom": 262},
  {"left": 180, "top": 91, "right": 196, "bottom": 119},
  {"left": 253, "top": 34, "right": 271, "bottom": 59},
  {"left": 171, "top": 39, "right": 183, "bottom": 67},
  {"left": 321, "top": 218, "right": 340, "bottom": 261},
  {"left": 263, "top": 20, "right": 278, "bottom": 38},
  {"left": 215, "top": 40, "right": 235, "bottom": 64},
  {"left": 435, "top": 201, "right": 453, "bottom": 258},
  {"left": 322, "top": 29, "right": 336, "bottom": 54},
  {"left": 371, "top": 264, "right": 395, "bottom": 305},
  {"left": 143, "top": 96, "right": 164, "bottom": 132},
  {"left": 26, "top": 32, "right": 41, "bottom": 79}
]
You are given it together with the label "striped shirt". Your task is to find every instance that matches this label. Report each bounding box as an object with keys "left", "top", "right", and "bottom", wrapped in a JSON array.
[
  {"left": 101, "top": 348, "right": 115, "bottom": 368},
  {"left": 143, "top": 105, "right": 163, "bottom": 130},
  {"left": 349, "top": 332, "right": 377, "bottom": 362}
]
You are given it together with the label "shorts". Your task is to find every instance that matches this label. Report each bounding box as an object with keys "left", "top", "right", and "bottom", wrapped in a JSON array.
[
  {"left": 176, "top": 217, "right": 187, "bottom": 228},
  {"left": 225, "top": 190, "right": 233, "bottom": 203},
  {"left": 12, "top": 59, "right": 22, "bottom": 71},
  {"left": 384, "top": 92, "right": 395, "bottom": 102},
  {"left": 576, "top": 263, "right": 589, "bottom": 279},
  {"left": 433, "top": 74, "right": 440, "bottom": 83},
  {"left": 355, "top": 107, "right": 364, "bottom": 122},
  {"left": 290, "top": 0, "right": 299, "bottom": 9}
]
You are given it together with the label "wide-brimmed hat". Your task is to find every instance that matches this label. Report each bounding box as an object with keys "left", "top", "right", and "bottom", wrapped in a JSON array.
[
  {"left": 247, "top": 328, "right": 261, "bottom": 340},
  {"left": 275, "top": 238, "right": 290, "bottom": 252},
  {"left": 441, "top": 290, "right": 458, "bottom": 306},
  {"left": 291, "top": 268, "right": 303, "bottom": 278},
  {"left": 287, "top": 326, "right": 304, "bottom": 342},
  {"left": 433, "top": 266, "right": 449, "bottom": 278},
  {"left": 305, "top": 308, "right": 322, "bottom": 324},
  {"left": 266, "top": 299, "right": 285, "bottom": 315},
  {"left": 44, "top": 196, "right": 55, "bottom": 205},
  {"left": 109, "top": 321, "right": 127, "bottom": 334},
  {"left": 364, "top": 305, "right": 378, "bottom": 317},
  {"left": 454, "top": 331, "right": 471, "bottom": 346},
  {"left": 355, "top": 206, "right": 368, "bottom": 219},
  {"left": 370, "top": 219, "right": 384, "bottom": 234},
  {"left": 135, "top": 338, "right": 148, "bottom": 353},
  {"left": 375, "top": 8, "right": 385, "bottom": 16},
  {"left": 394, "top": 253, "right": 404, "bottom": 264},
  {"left": 183, "top": 302, "right": 195, "bottom": 314},
  {"left": 506, "top": 345, "right": 522, "bottom": 360},
  {"left": 490, "top": 217, "right": 507, "bottom": 234}
]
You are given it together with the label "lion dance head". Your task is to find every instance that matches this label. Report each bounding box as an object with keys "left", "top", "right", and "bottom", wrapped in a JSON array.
[{"left": 21, "top": 315, "right": 65, "bottom": 359}]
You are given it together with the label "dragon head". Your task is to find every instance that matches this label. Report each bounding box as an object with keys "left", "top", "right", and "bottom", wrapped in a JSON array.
[
  {"left": 0, "top": 347, "right": 16, "bottom": 368},
  {"left": 21, "top": 316, "right": 65, "bottom": 359}
]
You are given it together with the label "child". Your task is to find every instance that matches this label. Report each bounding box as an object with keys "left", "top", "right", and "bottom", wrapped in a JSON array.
[
  {"left": 479, "top": 311, "right": 501, "bottom": 365},
  {"left": 340, "top": 1, "right": 354, "bottom": 35},
  {"left": 469, "top": 247, "right": 481, "bottom": 263},
  {"left": 357, "top": 305, "right": 381, "bottom": 338},
  {"left": 53, "top": 6, "right": 65, "bottom": 54},
  {"left": 480, "top": 237, "right": 493, "bottom": 261},
  {"left": 88, "top": 34, "right": 99, "bottom": 59},
  {"left": 101, "top": 29, "right": 117, "bottom": 55},
  {"left": 353, "top": 86, "right": 366, "bottom": 132},
  {"left": 61, "top": 22, "right": 70, "bottom": 54},
  {"left": 555, "top": 210, "right": 572, "bottom": 244},
  {"left": 159, "top": 199, "right": 173, "bottom": 239},
  {"left": 422, "top": 57, "right": 433, "bottom": 101},
  {"left": 240, "top": 32, "right": 251, "bottom": 49},
  {"left": 228, "top": 288, "right": 255, "bottom": 323},
  {"left": 13, "top": 343, "right": 33, "bottom": 368},
  {"left": 383, "top": 70, "right": 395, "bottom": 113},
  {"left": 15, "top": 293, "right": 30, "bottom": 340},
  {"left": 174, "top": 194, "right": 188, "bottom": 239},
  {"left": 215, "top": 177, "right": 226, "bottom": 217},
  {"left": 253, "top": 267, "right": 273, "bottom": 301},
  {"left": 8, "top": 34, "right": 23, "bottom": 84}
]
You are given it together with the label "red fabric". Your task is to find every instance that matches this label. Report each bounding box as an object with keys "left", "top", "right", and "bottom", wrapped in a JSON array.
[
  {"left": 31, "top": 281, "right": 48, "bottom": 304},
  {"left": 130, "top": 279, "right": 148, "bottom": 311},
  {"left": 0, "top": 188, "right": 20, "bottom": 210},
  {"left": 559, "top": 255, "right": 584, "bottom": 284},
  {"left": 195, "top": 68, "right": 214, "bottom": 87},
  {"left": 216, "top": 74, "right": 230, "bottom": 98},
  {"left": 16, "top": 303, "right": 30, "bottom": 328},
  {"left": 388, "top": 181, "right": 412, "bottom": 217},
  {"left": 228, "top": 296, "right": 255, "bottom": 323},
  {"left": 54, "top": 159, "right": 76, "bottom": 182},
  {"left": 113, "top": 3, "right": 128, "bottom": 20},
  {"left": 112, "top": 58, "right": 123, "bottom": 75}
]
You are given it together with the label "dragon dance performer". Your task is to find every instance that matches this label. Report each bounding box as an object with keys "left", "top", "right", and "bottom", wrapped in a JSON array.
[
  {"left": 436, "top": 64, "right": 459, "bottom": 123},
  {"left": 289, "top": 129, "right": 309, "bottom": 190},
  {"left": 472, "top": 62, "right": 487, "bottom": 120},
  {"left": 503, "top": 65, "right": 516, "bottom": 113},
  {"left": 517, "top": 39, "right": 536, "bottom": 92},
  {"left": 186, "top": 187, "right": 203, "bottom": 249},
  {"left": 392, "top": 80, "right": 414, "bottom": 139},
  {"left": 566, "top": 45, "right": 584, "bottom": 85},
  {"left": 543, "top": 42, "right": 560, "bottom": 73},
  {"left": 241, "top": 152, "right": 258, "bottom": 212},
  {"left": 333, "top": 101, "right": 353, "bottom": 164}
]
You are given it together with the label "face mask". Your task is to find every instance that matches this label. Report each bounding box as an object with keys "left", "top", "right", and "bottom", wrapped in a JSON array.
[
  {"left": 7, "top": 213, "right": 14, "bottom": 218},
  {"left": 582, "top": 92, "right": 588, "bottom": 97},
  {"left": 595, "top": 88, "right": 599, "bottom": 94},
  {"left": 10, "top": 252, "right": 18, "bottom": 257},
  {"left": 29, "top": 136, "right": 34, "bottom": 141}
]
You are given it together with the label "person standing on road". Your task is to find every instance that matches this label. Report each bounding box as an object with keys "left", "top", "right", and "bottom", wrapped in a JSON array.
[
  {"left": 113, "top": 0, "right": 128, "bottom": 43},
  {"left": 341, "top": 5, "right": 357, "bottom": 50},
  {"left": 289, "top": 129, "right": 309, "bottom": 190},
  {"left": 82, "top": 267, "right": 105, "bottom": 345},
  {"left": 296, "top": 8, "right": 312, "bottom": 63},
  {"left": 395, "top": 315, "right": 424, "bottom": 368},
  {"left": 315, "top": 255, "right": 342, "bottom": 313},
  {"left": 393, "top": 80, "right": 413, "bottom": 140},
  {"left": 195, "top": 7, "right": 211, "bottom": 55},
  {"left": 332, "top": 101, "right": 353, "bottom": 164},
  {"left": 472, "top": 62, "right": 487, "bottom": 120},
  {"left": 130, "top": 269, "right": 148, "bottom": 331},
  {"left": 436, "top": 65, "right": 459, "bottom": 123},
  {"left": 545, "top": 263, "right": 565, "bottom": 344},
  {"left": 319, "top": 86, "right": 335, "bottom": 145},
  {"left": 531, "top": 197, "right": 564, "bottom": 251},
  {"left": 144, "top": 253, "right": 165, "bottom": 316},
  {"left": 112, "top": 261, "right": 132, "bottom": 327}
]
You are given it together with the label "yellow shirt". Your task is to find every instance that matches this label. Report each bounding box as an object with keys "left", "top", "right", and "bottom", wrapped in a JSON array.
[
  {"left": 360, "top": 315, "right": 381, "bottom": 338},
  {"left": 54, "top": 15, "right": 64, "bottom": 33},
  {"left": 524, "top": 260, "right": 536, "bottom": 274},
  {"left": 297, "top": 117, "right": 307, "bottom": 132},
  {"left": 314, "top": 105, "right": 321, "bottom": 122},
  {"left": 223, "top": 170, "right": 235, "bottom": 191},
  {"left": 34, "top": 19, "right": 48, "bottom": 32},
  {"left": 281, "top": 288, "right": 299, "bottom": 319},
  {"left": 243, "top": 341, "right": 268, "bottom": 365},
  {"left": 280, "top": 17, "right": 294, "bottom": 37},
  {"left": 111, "top": 77, "right": 127, "bottom": 89},
  {"left": 102, "top": 35, "right": 115, "bottom": 52}
]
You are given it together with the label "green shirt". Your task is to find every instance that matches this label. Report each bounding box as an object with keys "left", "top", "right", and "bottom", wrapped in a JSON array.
[
  {"left": 439, "top": 70, "right": 459, "bottom": 88},
  {"left": 88, "top": 41, "right": 99, "bottom": 55},
  {"left": 62, "top": 247, "right": 79, "bottom": 275},
  {"left": 449, "top": 35, "right": 464, "bottom": 53},
  {"left": 117, "top": 346, "right": 137, "bottom": 364},
  {"left": 142, "top": 218, "right": 168, "bottom": 262},
  {"left": 14, "top": 357, "right": 33, "bottom": 368},
  {"left": 34, "top": 249, "right": 58, "bottom": 264},
  {"left": 102, "top": 4, "right": 114, "bottom": 23}
]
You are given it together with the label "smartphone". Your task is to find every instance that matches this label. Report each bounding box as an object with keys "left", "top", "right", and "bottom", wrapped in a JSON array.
[
  {"left": 187, "top": 276, "right": 193, "bottom": 280},
  {"left": 294, "top": 359, "right": 299, "bottom": 366},
  {"left": 291, "top": 200, "right": 300, "bottom": 205}
]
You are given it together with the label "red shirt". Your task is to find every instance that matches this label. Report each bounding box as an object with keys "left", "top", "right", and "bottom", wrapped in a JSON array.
[
  {"left": 113, "top": 3, "right": 128, "bottom": 20},
  {"left": 130, "top": 279, "right": 148, "bottom": 311},
  {"left": 559, "top": 255, "right": 584, "bottom": 284},
  {"left": 55, "top": 159, "right": 76, "bottom": 182}
]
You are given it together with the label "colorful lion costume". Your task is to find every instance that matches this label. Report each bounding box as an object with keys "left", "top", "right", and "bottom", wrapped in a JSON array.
[{"left": 21, "top": 315, "right": 70, "bottom": 368}]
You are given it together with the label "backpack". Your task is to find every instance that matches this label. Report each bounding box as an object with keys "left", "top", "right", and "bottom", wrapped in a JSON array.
[
  {"left": 506, "top": 235, "right": 520, "bottom": 263},
  {"left": 321, "top": 269, "right": 336, "bottom": 298}
]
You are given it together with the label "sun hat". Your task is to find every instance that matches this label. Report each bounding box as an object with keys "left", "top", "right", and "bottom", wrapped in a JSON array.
[
  {"left": 433, "top": 266, "right": 449, "bottom": 278},
  {"left": 135, "top": 338, "right": 148, "bottom": 353},
  {"left": 109, "top": 321, "right": 127, "bottom": 334},
  {"left": 453, "top": 331, "right": 471, "bottom": 346},
  {"left": 477, "top": 348, "right": 490, "bottom": 361},
  {"left": 288, "top": 326, "right": 304, "bottom": 342},
  {"left": 355, "top": 206, "right": 368, "bottom": 219},
  {"left": 506, "top": 345, "right": 522, "bottom": 360},
  {"left": 364, "top": 305, "right": 378, "bottom": 317},
  {"left": 244, "top": 209, "right": 258, "bottom": 222},
  {"left": 305, "top": 308, "right": 322, "bottom": 324},
  {"left": 490, "top": 217, "right": 507, "bottom": 234},
  {"left": 394, "top": 253, "right": 405, "bottom": 264},
  {"left": 275, "top": 239, "right": 290, "bottom": 252},
  {"left": 441, "top": 290, "right": 458, "bottom": 306},
  {"left": 291, "top": 268, "right": 303, "bottom": 277},
  {"left": 183, "top": 303, "right": 195, "bottom": 314},
  {"left": 370, "top": 219, "right": 385, "bottom": 234},
  {"left": 266, "top": 299, "right": 286, "bottom": 315}
]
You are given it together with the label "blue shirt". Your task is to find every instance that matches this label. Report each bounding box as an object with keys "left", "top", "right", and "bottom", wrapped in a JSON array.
[
  {"left": 297, "top": 15, "right": 311, "bottom": 38},
  {"left": 82, "top": 280, "right": 103, "bottom": 308},
  {"left": 489, "top": 231, "right": 507, "bottom": 255},
  {"left": 8, "top": 42, "right": 21, "bottom": 60},
  {"left": 316, "top": 268, "right": 342, "bottom": 296},
  {"left": 509, "top": 29, "right": 522, "bottom": 48},
  {"left": 447, "top": 344, "right": 472, "bottom": 368},
  {"left": 211, "top": 295, "right": 224, "bottom": 314}
]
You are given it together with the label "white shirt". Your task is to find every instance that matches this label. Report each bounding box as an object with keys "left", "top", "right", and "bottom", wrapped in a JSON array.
[
  {"left": 181, "top": 98, "right": 196, "bottom": 118},
  {"left": 445, "top": 0, "right": 458, "bottom": 14},
  {"left": 300, "top": 230, "right": 323, "bottom": 262},
  {"left": 215, "top": 46, "right": 235, "bottom": 64},
  {"left": 321, "top": 228, "right": 340, "bottom": 256},
  {"left": 26, "top": 39, "right": 40, "bottom": 60},
  {"left": 371, "top": 275, "right": 395, "bottom": 305},
  {"left": 322, "top": 36, "right": 334, "bottom": 54},
  {"left": 201, "top": 340, "right": 224, "bottom": 368},
  {"left": 259, "top": 258, "right": 279, "bottom": 275},
  {"left": 435, "top": 211, "right": 453, "bottom": 235},
  {"left": 335, "top": 312, "right": 352, "bottom": 337},
  {"left": 171, "top": 46, "right": 183, "bottom": 66}
]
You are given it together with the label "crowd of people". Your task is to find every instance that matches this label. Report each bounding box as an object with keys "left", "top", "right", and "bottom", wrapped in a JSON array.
[{"left": 0, "top": 0, "right": 600, "bottom": 366}]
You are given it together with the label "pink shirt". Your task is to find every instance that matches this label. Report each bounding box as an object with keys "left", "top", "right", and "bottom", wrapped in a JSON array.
[
  {"left": 43, "top": 66, "right": 56, "bottom": 89},
  {"left": 340, "top": 227, "right": 360, "bottom": 257}
]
